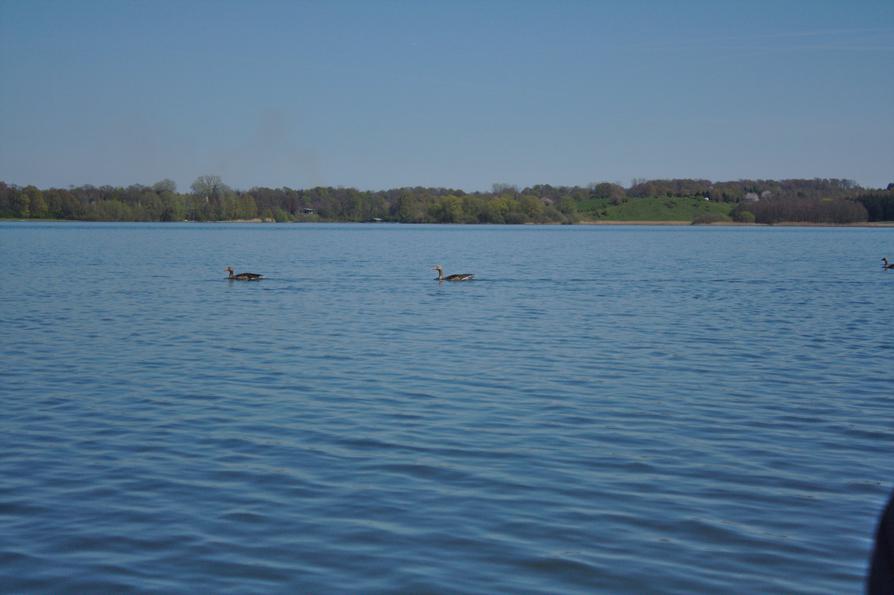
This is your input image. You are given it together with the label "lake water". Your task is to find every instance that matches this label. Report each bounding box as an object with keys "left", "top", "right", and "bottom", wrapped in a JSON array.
[{"left": 1, "top": 222, "right": 892, "bottom": 593}]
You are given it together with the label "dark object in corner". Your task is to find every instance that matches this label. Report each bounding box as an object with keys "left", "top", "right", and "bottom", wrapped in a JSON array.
[{"left": 868, "top": 490, "right": 894, "bottom": 594}]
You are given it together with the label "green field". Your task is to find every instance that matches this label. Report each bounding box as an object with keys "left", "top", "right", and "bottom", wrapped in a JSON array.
[{"left": 577, "top": 196, "right": 735, "bottom": 222}]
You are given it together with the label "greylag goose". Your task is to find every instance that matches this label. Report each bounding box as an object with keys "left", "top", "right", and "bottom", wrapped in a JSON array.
[
  {"left": 226, "top": 266, "right": 263, "bottom": 281},
  {"left": 433, "top": 265, "right": 474, "bottom": 281}
]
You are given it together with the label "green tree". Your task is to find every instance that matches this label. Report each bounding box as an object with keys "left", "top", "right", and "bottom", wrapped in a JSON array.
[
  {"left": 591, "top": 182, "right": 626, "bottom": 203},
  {"left": 237, "top": 194, "right": 258, "bottom": 219},
  {"left": 190, "top": 175, "right": 228, "bottom": 198},
  {"left": 158, "top": 191, "right": 185, "bottom": 221},
  {"left": 395, "top": 192, "right": 424, "bottom": 222},
  {"left": 733, "top": 210, "right": 755, "bottom": 223},
  {"left": 152, "top": 179, "right": 177, "bottom": 193},
  {"left": 433, "top": 195, "right": 464, "bottom": 222},
  {"left": 11, "top": 187, "right": 30, "bottom": 217},
  {"left": 191, "top": 175, "right": 232, "bottom": 219},
  {"left": 519, "top": 195, "right": 545, "bottom": 221},
  {"left": 24, "top": 186, "right": 48, "bottom": 218},
  {"left": 557, "top": 197, "right": 578, "bottom": 222}
]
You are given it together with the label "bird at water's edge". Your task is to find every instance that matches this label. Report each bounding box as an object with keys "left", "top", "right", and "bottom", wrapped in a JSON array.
[
  {"left": 226, "top": 266, "right": 263, "bottom": 281},
  {"left": 433, "top": 265, "right": 474, "bottom": 281}
]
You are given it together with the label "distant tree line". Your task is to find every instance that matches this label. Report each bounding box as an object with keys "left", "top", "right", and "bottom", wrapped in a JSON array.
[
  {"left": 624, "top": 177, "right": 864, "bottom": 202},
  {"left": 1, "top": 177, "right": 892, "bottom": 224},
  {"left": 732, "top": 197, "right": 870, "bottom": 225},
  {"left": 849, "top": 188, "right": 894, "bottom": 222}
]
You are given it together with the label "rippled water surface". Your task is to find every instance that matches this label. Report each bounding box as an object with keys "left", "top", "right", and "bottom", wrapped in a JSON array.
[{"left": 1, "top": 222, "right": 892, "bottom": 593}]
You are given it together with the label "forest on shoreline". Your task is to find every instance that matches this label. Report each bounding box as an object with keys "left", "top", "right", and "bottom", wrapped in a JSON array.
[{"left": 2, "top": 177, "right": 893, "bottom": 225}]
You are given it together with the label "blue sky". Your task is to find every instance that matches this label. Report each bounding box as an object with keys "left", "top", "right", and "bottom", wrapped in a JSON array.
[{"left": 1, "top": 0, "right": 892, "bottom": 191}]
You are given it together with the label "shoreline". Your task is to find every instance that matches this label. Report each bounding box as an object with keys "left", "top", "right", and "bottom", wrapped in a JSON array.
[
  {"left": 577, "top": 220, "right": 894, "bottom": 227},
  {"left": 3, "top": 218, "right": 894, "bottom": 228}
]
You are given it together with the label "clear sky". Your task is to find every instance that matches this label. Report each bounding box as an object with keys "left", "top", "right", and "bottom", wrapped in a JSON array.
[{"left": 1, "top": 0, "right": 892, "bottom": 191}]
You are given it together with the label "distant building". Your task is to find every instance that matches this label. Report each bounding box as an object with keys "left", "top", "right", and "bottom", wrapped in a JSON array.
[{"left": 302, "top": 208, "right": 315, "bottom": 215}]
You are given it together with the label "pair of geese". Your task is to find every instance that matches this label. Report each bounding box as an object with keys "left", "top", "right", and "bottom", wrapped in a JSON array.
[
  {"left": 225, "top": 264, "right": 474, "bottom": 282},
  {"left": 230, "top": 259, "right": 894, "bottom": 281}
]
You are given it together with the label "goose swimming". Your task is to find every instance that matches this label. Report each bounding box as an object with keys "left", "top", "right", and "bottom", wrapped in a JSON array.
[
  {"left": 226, "top": 266, "right": 263, "bottom": 281},
  {"left": 433, "top": 265, "right": 474, "bottom": 282},
  {"left": 883, "top": 258, "right": 894, "bottom": 271}
]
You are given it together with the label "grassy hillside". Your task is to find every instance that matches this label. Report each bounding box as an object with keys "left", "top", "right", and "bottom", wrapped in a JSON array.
[{"left": 577, "top": 196, "right": 735, "bottom": 222}]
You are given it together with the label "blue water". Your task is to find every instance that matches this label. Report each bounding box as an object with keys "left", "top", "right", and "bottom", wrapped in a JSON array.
[{"left": 1, "top": 222, "right": 892, "bottom": 593}]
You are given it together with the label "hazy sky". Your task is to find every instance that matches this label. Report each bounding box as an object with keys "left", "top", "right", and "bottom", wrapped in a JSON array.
[{"left": 1, "top": 0, "right": 892, "bottom": 191}]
